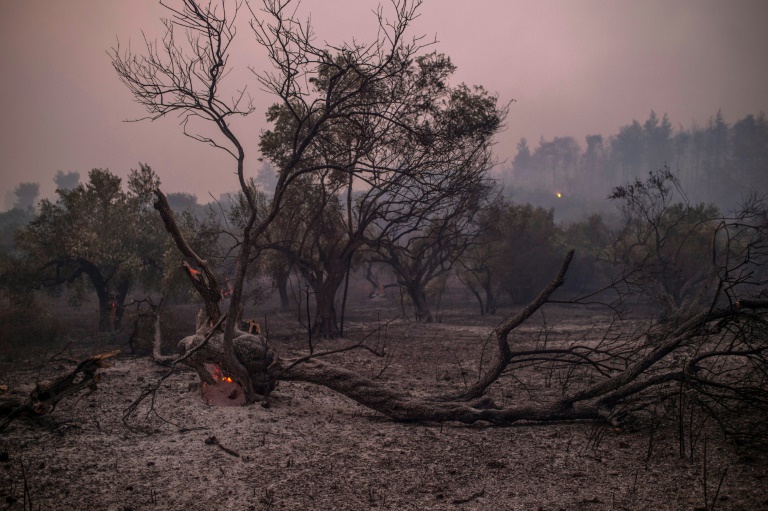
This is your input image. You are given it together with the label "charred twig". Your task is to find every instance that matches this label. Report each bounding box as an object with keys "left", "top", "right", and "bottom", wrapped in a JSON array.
[
  {"left": 205, "top": 435, "right": 240, "bottom": 457},
  {"left": 20, "top": 458, "right": 33, "bottom": 511},
  {"left": 46, "top": 341, "right": 77, "bottom": 365},
  {"left": 277, "top": 315, "right": 399, "bottom": 377},
  {"left": 451, "top": 487, "right": 485, "bottom": 505}
]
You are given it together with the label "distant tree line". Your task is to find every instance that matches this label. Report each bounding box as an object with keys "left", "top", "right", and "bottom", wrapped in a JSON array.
[{"left": 506, "top": 110, "right": 767, "bottom": 214}]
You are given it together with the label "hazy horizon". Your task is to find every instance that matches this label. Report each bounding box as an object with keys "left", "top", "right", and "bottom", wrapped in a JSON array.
[{"left": 2, "top": 0, "right": 767, "bottom": 209}]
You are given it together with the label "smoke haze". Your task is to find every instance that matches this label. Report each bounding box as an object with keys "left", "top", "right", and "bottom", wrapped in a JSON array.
[{"left": 1, "top": 0, "right": 767, "bottom": 206}]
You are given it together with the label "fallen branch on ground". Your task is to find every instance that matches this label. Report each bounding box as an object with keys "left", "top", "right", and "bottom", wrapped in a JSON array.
[{"left": 0, "top": 350, "right": 120, "bottom": 431}]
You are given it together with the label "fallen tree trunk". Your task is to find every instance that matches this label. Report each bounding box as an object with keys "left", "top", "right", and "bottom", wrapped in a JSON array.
[
  {"left": 170, "top": 249, "right": 608, "bottom": 425},
  {"left": 146, "top": 187, "right": 768, "bottom": 431},
  {"left": 280, "top": 357, "right": 602, "bottom": 424},
  {"left": 168, "top": 249, "right": 768, "bottom": 431},
  {"left": 176, "top": 300, "right": 766, "bottom": 428},
  {"left": 177, "top": 326, "right": 603, "bottom": 424},
  {"left": 177, "top": 324, "right": 277, "bottom": 395}
]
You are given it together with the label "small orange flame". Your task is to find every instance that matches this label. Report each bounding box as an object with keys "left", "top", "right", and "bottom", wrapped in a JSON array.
[
  {"left": 210, "top": 365, "right": 234, "bottom": 383},
  {"left": 201, "top": 363, "right": 244, "bottom": 406}
]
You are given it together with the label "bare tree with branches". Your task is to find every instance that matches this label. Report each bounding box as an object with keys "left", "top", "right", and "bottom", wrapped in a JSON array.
[
  {"left": 112, "top": 0, "right": 502, "bottom": 378},
  {"left": 110, "top": 1, "right": 768, "bottom": 441},
  {"left": 112, "top": 0, "right": 433, "bottom": 398},
  {"left": 112, "top": 0, "right": 260, "bottom": 399}
]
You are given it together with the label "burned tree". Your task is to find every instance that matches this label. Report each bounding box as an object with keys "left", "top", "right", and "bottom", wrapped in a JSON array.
[
  {"left": 0, "top": 350, "right": 120, "bottom": 432},
  {"left": 112, "top": 1, "right": 768, "bottom": 442},
  {"left": 159, "top": 193, "right": 768, "bottom": 439},
  {"left": 112, "top": 2, "right": 501, "bottom": 345},
  {"left": 255, "top": 51, "right": 504, "bottom": 335},
  {"left": 455, "top": 196, "right": 509, "bottom": 315},
  {"left": 255, "top": 174, "right": 353, "bottom": 338},
  {"left": 607, "top": 166, "right": 722, "bottom": 311},
  {"left": 370, "top": 187, "right": 489, "bottom": 322},
  {"left": 112, "top": 0, "right": 260, "bottom": 399},
  {"left": 112, "top": 0, "right": 433, "bottom": 396}
]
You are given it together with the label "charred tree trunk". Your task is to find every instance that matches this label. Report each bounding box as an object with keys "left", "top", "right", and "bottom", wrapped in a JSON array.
[
  {"left": 150, "top": 300, "right": 176, "bottom": 366},
  {"left": 96, "top": 288, "right": 113, "bottom": 333},
  {"left": 299, "top": 264, "right": 347, "bottom": 339},
  {"left": 224, "top": 252, "right": 601, "bottom": 424},
  {"left": 173, "top": 251, "right": 576, "bottom": 422},
  {"left": 446, "top": 250, "right": 574, "bottom": 401},
  {"left": 154, "top": 190, "right": 223, "bottom": 325},
  {"left": 82, "top": 264, "right": 116, "bottom": 333},
  {"left": 407, "top": 283, "right": 433, "bottom": 323},
  {"left": 167, "top": 245, "right": 768, "bottom": 435},
  {"left": 280, "top": 358, "right": 600, "bottom": 424},
  {"left": 154, "top": 189, "right": 259, "bottom": 403},
  {"left": 481, "top": 270, "right": 497, "bottom": 315},
  {"left": 466, "top": 283, "right": 485, "bottom": 316},
  {"left": 276, "top": 273, "right": 290, "bottom": 310},
  {"left": 313, "top": 279, "right": 342, "bottom": 338},
  {"left": 114, "top": 278, "right": 131, "bottom": 330},
  {"left": 457, "top": 268, "right": 487, "bottom": 316},
  {"left": 177, "top": 326, "right": 276, "bottom": 395},
  {"left": 365, "top": 262, "right": 387, "bottom": 298},
  {"left": 222, "top": 211, "right": 259, "bottom": 403}
]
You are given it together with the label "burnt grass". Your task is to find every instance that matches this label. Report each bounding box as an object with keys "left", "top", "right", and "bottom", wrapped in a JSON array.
[{"left": 1, "top": 300, "right": 767, "bottom": 511}]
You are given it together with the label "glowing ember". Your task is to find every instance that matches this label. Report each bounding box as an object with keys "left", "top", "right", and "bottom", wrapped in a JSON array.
[
  {"left": 208, "top": 366, "right": 232, "bottom": 383},
  {"left": 201, "top": 363, "right": 244, "bottom": 406}
]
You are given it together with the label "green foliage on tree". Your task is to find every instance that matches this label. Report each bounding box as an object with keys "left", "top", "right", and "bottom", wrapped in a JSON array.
[
  {"left": 559, "top": 213, "right": 612, "bottom": 294},
  {"left": 456, "top": 197, "right": 507, "bottom": 315},
  {"left": 457, "top": 196, "right": 574, "bottom": 310},
  {"left": 15, "top": 165, "right": 168, "bottom": 331},
  {"left": 496, "top": 203, "right": 562, "bottom": 304},
  {"left": 0, "top": 208, "right": 33, "bottom": 259}
]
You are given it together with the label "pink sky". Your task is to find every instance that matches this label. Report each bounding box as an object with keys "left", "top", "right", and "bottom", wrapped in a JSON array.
[{"left": 1, "top": 0, "right": 767, "bottom": 207}]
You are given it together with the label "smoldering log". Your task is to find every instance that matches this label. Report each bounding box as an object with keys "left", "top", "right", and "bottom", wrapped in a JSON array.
[{"left": 0, "top": 351, "right": 119, "bottom": 431}]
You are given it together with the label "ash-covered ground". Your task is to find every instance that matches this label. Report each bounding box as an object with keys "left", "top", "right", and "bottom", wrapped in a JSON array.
[{"left": 1, "top": 303, "right": 766, "bottom": 510}]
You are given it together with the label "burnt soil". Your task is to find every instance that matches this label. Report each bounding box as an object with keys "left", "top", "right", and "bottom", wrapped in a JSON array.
[{"left": 1, "top": 301, "right": 767, "bottom": 511}]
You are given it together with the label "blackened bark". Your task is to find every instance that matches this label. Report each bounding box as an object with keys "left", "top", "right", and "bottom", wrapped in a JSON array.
[
  {"left": 299, "top": 263, "right": 347, "bottom": 338},
  {"left": 84, "top": 265, "right": 114, "bottom": 332},
  {"left": 114, "top": 278, "right": 131, "bottom": 329},
  {"left": 407, "top": 283, "right": 433, "bottom": 323},
  {"left": 480, "top": 269, "right": 497, "bottom": 315},
  {"left": 280, "top": 357, "right": 600, "bottom": 424},
  {"left": 0, "top": 350, "right": 120, "bottom": 431},
  {"left": 313, "top": 278, "right": 342, "bottom": 338},
  {"left": 446, "top": 250, "right": 574, "bottom": 401},
  {"left": 96, "top": 289, "right": 112, "bottom": 332},
  {"left": 276, "top": 274, "right": 290, "bottom": 310},
  {"left": 154, "top": 190, "right": 222, "bottom": 324}
]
